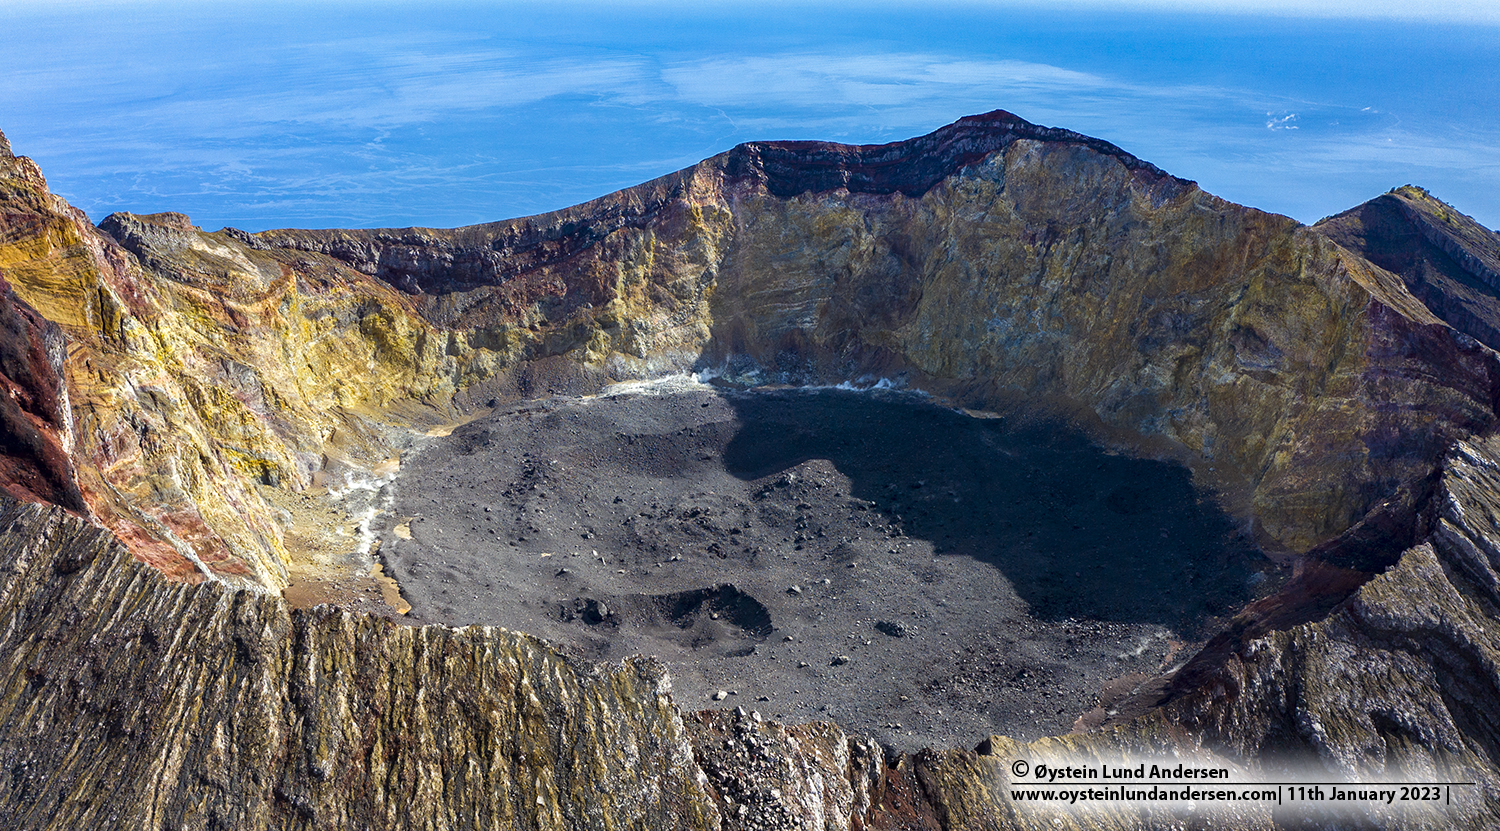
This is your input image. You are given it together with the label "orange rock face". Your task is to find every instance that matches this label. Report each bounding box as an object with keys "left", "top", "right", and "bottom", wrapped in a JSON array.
[
  {"left": 3, "top": 113, "right": 1500, "bottom": 828},
  {"left": 3, "top": 112, "right": 1500, "bottom": 587}
]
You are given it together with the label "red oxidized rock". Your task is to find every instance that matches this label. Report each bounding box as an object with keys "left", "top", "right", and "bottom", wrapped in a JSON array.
[{"left": 0, "top": 272, "right": 85, "bottom": 513}]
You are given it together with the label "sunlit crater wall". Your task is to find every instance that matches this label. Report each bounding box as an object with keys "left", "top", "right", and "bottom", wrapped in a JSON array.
[
  {"left": 4, "top": 112, "right": 1500, "bottom": 828},
  {"left": 247, "top": 114, "right": 1500, "bottom": 570}
]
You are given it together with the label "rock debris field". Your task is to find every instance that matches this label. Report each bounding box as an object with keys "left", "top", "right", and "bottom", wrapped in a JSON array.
[{"left": 375, "top": 382, "right": 1270, "bottom": 750}]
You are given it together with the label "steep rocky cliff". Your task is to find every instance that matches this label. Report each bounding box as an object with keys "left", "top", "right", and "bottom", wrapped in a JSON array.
[
  {"left": 0, "top": 497, "right": 1096, "bottom": 830},
  {"left": 1317, "top": 184, "right": 1500, "bottom": 352},
  {"left": 255, "top": 112, "right": 1500, "bottom": 558},
  {"left": 1, "top": 141, "right": 451, "bottom": 587},
  {"left": 1, "top": 113, "right": 1499, "bottom": 828},
  {"left": 6, "top": 111, "right": 1492, "bottom": 583}
]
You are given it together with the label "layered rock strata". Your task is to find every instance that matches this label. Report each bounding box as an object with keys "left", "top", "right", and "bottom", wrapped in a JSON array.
[
  {"left": 0, "top": 113, "right": 1498, "bottom": 828},
  {"left": 1150, "top": 436, "right": 1500, "bottom": 827},
  {"left": 5, "top": 113, "right": 1496, "bottom": 584},
  {"left": 1, "top": 141, "right": 459, "bottom": 587},
  {"left": 254, "top": 112, "right": 1500, "bottom": 560},
  {"left": 0, "top": 497, "right": 1049, "bottom": 831},
  {"left": 1318, "top": 184, "right": 1500, "bottom": 351}
]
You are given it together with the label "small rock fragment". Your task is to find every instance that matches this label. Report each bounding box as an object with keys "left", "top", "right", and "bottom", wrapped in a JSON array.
[
  {"left": 713, "top": 690, "right": 728, "bottom": 701},
  {"left": 831, "top": 655, "right": 851, "bottom": 666},
  {"left": 787, "top": 585, "right": 803, "bottom": 596}
]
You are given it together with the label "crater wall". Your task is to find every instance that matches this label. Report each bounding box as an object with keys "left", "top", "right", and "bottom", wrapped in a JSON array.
[
  {"left": 257, "top": 112, "right": 1500, "bottom": 560},
  {"left": 2, "top": 113, "right": 1500, "bottom": 828}
]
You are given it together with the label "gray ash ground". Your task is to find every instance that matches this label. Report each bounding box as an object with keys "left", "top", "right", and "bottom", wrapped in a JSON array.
[{"left": 375, "top": 383, "right": 1271, "bottom": 750}]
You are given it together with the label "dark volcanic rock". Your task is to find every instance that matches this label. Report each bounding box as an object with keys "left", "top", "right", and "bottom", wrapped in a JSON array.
[
  {"left": 722, "top": 109, "right": 1187, "bottom": 200},
  {"left": 0, "top": 499, "right": 719, "bottom": 829},
  {"left": 253, "top": 110, "right": 1190, "bottom": 300},
  {"left": 378, "top": 385, "right": 1267, "bottom": 749},
  {"left": 5, "top": 112, "right": 1500, "bottom": 828},
  {"left": 0, "top": 496, "right": 1054, "bottom": 830},
  {"left": 1317, "top": 185, "right": 1500, "bottom": 350}
]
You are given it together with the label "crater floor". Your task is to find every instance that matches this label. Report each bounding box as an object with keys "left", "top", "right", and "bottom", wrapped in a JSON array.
[{"left": 375, "top": 383, "right": 1270, "bottom": 749}]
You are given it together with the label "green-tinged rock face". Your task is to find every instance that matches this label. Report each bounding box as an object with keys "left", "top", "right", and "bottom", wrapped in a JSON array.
[
  {"left": 706, "top": 139, "right": 1491, "bottom": 555},
  {"left": 1, "top": 112, "right": 1480, "bottom": 583},
  {"left": 2, "top": 110, "right": 1500, "bottom": 829}
]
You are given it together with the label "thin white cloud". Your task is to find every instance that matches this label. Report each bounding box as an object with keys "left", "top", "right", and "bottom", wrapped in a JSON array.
[
  {"left": 1266, "top": 113, "right": 1299, "bottom": 131},
  {"left": 7, "top": 51, "right": 655, "bottom": 134},
  {"left": 987, "top": 0, "right": 1500, "bottom": 25},
  {"left": 4, "top": 5, "right": 1494, "bottom": 231},
  {"left": 659, "top": 54, "right": 1112, "bottom": 111},
  {"left": 8, "top": 0, "right": 1496, "bottom": 25},
  {"left": 591, "top": 0, "right": 1500, "bottom": 25}
]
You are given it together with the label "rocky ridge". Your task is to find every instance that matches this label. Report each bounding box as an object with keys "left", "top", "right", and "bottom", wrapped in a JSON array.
[
  {"left": 0, "top": 114, "right": 1497, "bottom": 827},
  {"left": 0, "top": 497, "right": 1097, "bottom": 830},
  {"left": 253, "top": 111, "right": 1500, "bottom": 559},
  {"left": 1318, "top": 184, "right": 1500, "bottom": 352}
]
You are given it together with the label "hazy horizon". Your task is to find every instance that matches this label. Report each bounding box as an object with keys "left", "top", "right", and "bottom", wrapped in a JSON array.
[{"left": 3, "top": 2, "right": 1496, "bottom": 231}]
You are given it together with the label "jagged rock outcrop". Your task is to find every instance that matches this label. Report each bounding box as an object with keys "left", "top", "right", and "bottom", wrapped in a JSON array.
[
  {"left": 1151, "top": 436, "right": 1500, "bottom": 827},
  {"left": 0, "top": 137, "right": 486, "bottom": 587},
  {"left": 0, "top": 497, "right": 1025, "bottom": 830},
  {"left": 2, "top": 114, "right": 1500, "bottom": 828},
  {"left": 253, "top": 112, "right": 1500, "bottom": 558},
  {"left": 0, "top": 497, "right": 718, "bottom": 829},
  {"left": 1317, "top": 184, "right": 1500, "bottom": 351}
]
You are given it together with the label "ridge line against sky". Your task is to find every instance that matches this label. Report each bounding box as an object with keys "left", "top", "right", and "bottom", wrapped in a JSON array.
[{"left": 2, "top": 2, "right": 1497, "bottom": 231}]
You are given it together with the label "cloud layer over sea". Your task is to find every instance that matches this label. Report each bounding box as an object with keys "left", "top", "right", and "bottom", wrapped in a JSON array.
[{"left": 3, "top": 2, "right": 1496, "bottom": 230}]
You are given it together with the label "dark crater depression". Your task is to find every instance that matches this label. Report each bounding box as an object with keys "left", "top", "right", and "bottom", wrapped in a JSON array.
[{"left": 376, "top": 384, "right": 1269, "bottom": 749}]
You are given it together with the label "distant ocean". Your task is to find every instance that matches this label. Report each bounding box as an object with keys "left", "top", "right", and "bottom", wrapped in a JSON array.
[{"left": 3, "top": 3, "right": 1496, "bottom": 231}]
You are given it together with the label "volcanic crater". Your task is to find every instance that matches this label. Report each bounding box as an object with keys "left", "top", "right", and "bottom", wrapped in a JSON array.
[
  {"left": 376, "top": 380, "right": 1272, "bottom": 748},
  {"left": 8, "top": 110, "right": 1500, "bottom": 828}
]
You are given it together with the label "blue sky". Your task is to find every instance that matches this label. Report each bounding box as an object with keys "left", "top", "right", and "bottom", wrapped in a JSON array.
[{"left": 2, "top": 1, "right": 1497, "bottom": 231}]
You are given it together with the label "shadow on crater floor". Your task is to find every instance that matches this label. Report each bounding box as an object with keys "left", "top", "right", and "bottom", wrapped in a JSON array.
[
  {"left": 382, "top": 383, "right": 1270, "bottom": 747},
  {"left": 720, "top": 388, "right": 1261, "bottom": 634}
]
